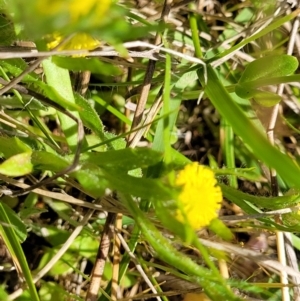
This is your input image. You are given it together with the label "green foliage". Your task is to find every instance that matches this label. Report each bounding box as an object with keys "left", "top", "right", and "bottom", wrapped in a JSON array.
[
  {"left": 0, "top": 14, "right": 16, "bottom": 46},
  {"left": 52, "top": 56, "right": 121, "bottom": 76},
  {"left": 0, "top": 1, "right": 300, "bottom": 300},
  {"left": 235, "top": 55, "right": 298, "bottom": 106},
  {"left": 0, "top": 152, "right": 33, "bottom": 176},
  {"left": 198, "top": 64, "right": 300, "bottom": 189}
]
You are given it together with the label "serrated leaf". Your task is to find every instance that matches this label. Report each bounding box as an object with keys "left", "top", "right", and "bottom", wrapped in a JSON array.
[
  {"left": 0, "top": 58, "right": 39, "bottom": 82},
  {"left": 0, "top": 152, "right": 33, "bottom": 176},
  {"left": 52, "top": 56, "right": 121, "bottom": 76},
  {"left": 0, "top": 94, "right": 47, "bottom": 110},
  {"left": 33, "top": 81, "right": 81, "bottom": 111},
  {"left": 74, "top": 93, "right": 105, "bottom": 137}
]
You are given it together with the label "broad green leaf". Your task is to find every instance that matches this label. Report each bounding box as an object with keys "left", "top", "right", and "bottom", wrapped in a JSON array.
[
  {"left": 174, "top": 69, "right": 198, "bottom": 90},
  {"left": 235, "top": 55, "right": 298, "bottom": 106},
  {"left": 249, "top": 90, "right": 281, "bottom": 107},
  {"left": 0, "top": 152, "right": 33, "bottom": 176},
  {"left": 74, "top": 163, "right": 107, "bottom": 197},
  {"left": 238, "top": 55, "right": 298, "bottom": 86},
  {"left": 291, "top": 233, "right": 300, "bottom": 251},
  {"left": 52, "top": 56, "right": 121, "bottom": 76},
  {"left": 42, "top": 57, "right": 86, "bottom": 151},
  {"left": 74, "top": 159, "right": 175, "bottom": 199},
  {"left": 38, "top": 248, "right": 77, "bottom": 276},
  {"left": 38, "top": 281, "right": 67, "bottom": 301},
  {"left": 0, "top": 137, "right": 32, "bottom": 158},
  {"left": 33, "top": 81, "right": 81, "bottom": 111}
]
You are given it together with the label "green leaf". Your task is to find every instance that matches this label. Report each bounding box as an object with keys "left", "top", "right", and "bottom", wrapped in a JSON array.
[
  {"left": 42, "top": 57, "right": 87, "bottom": 151},
  {"left": 120, "top": 193, "right": 238, "bottom": 300},
  {"left": 221, "top": 184, "right": 300, "bottom": 210},
  {"left": 0, "top": 58, "right": 39, "bottom": 82},
  {"left": 74, "top": 93, "right": 105, "bottom": 139},
  {"left": 52, "top": 56, "right": 121, "bottom": 76},
  {"left": 0, "top": 137, "right": 32, "bottom": 158},
  {"left": 0, "top": 203, "right": 27, "bottom": 242},
  {"left": 215, "top": 167, "right": 264, "bottom": 182},
  {"left": 238, "top": 55, "right": 298, "bottom": 86},
  {"left": 0, "top": 152, "right": 33, "bottom": 176},
  {"left": 235, "top": 55, "right": 298, "bottom": 106},
  {"left": 0, "top": 14, "right": 16, "bottom": 46},
  {"left": 31, "top": 151, "right": 69, "bottom": 172},
  {"left": 0, "top": 286, "right": 9, "bottom": 301},
  {"left": 0, "top": 94, "right": 47, "bottom": 110},
  {"left": 80, "top": 148, "right": 163, "bottom": 170},
  {"left": 208, "top": 218, "right": 233, "bottom": 241},
  {"left": 251, "top": 90, "right": 281, "bottom": 107},
  {"left": 33, "top": 80, "right": 81, "bottom": 111},
  {"left": 104, "top": 167, "right": 175, "bottom": 200},
  {"left": 74, "top": 163, "right": 107, "bottom": 197}
]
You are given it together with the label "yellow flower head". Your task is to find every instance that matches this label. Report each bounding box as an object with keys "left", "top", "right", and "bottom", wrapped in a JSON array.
[
  {"left": 175, "top": 163, "right": 222, "bottom": 230},
  {"left": 36, "top": 0, "right": 111, "bottom": 26},
  {"left": 38, "top": 0, "right": 111, "bottom": 52},
  {"left": 47, "top": 33, "right": 100, "bottom": 52}
]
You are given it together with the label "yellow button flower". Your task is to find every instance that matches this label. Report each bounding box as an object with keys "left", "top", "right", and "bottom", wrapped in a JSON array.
[
  {"left": 36, "top": 0, "right": 111, "bottom": 26},
  {"left": 39, "top": 0, "right": 111, "bottom": 52},
  {"left": 47, "top": 33, "right": 100, "bottom": 52},
  {"left": 175, "top": 163, "right": 222, "bottom": 230}
]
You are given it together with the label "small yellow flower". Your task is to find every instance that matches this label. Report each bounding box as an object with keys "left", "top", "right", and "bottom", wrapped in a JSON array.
[
  {"left": 39, "top": 0, "right": 111, "bottom": 52},
  {"left": 47, "top": 33, "right": 100, "bottom": 51},
  {"left": 175, "top": 163, "right": 222, "bottom": 229},
  {"left": 36, "top": 0, "right": 111, "bottom": 26}
]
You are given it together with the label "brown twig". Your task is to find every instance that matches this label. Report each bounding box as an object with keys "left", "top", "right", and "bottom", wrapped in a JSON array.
[
  {"left": 85, "top": 212, "right": 116, "bottom": 301},
  {"left": 127, "top": 0, "right": 172, "bottom": 145}
]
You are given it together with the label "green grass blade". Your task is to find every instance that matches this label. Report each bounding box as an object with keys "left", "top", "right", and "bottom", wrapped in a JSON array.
[
  {"left": 197, "top": 65, "right": 300, "bottom": 189},
  {"left": 209, "top": 8, "right": 300, "bottom": 63},
  {"left": 0, "top": 204, "right": 40, "bottom": 301}
]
